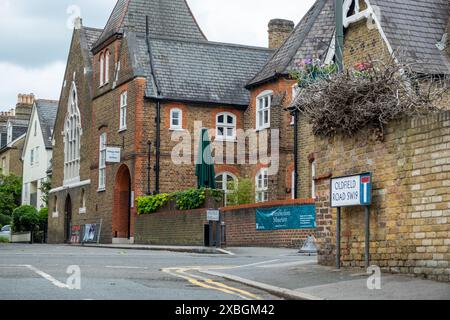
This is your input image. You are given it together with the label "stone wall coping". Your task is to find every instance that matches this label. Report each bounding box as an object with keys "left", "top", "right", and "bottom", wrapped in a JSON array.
[{"left": 220, "top": 198, "right": 315, "bottom": 212}]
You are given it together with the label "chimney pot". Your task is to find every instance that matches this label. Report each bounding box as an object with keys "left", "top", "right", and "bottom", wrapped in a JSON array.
[{"left": 268, "top": 19, "right": 294, "bottom": 49}]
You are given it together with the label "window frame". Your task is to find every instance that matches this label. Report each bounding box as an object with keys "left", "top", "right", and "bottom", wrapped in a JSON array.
[
  {"left": 311, "top": 159, "right": 317, "bottom": 199},
  {"left": 170, "top": 108, "right": 183, "bottom": 131},
  {"left": 119, "top": 91, "right": 128, "bottom": 131},
  {"left": 98, "top": 133, "right": 107, "bottom": 191},
  {"left": 291, "top": 84, "right": 300, "bottom": 125},
  {"left": 63, "top": 82, "right": 82, "bottom": 186},
  {"left": 256, "top": 90, "right": 273, "bottom": 131},
  {"left": 215, "top": 172, "right": 238, "bottom": 203},
  {"left": 255, "top": 168, "right": 269, "bottom": 203},
  {"left": 216, "top": 112, "right": 237, "bottom": 141},
  {"left": 99, "top": 53, "right": 104, "bottom": 86},
  {"left": 104, "top": 50, "right": 110, "bottom": 84}
]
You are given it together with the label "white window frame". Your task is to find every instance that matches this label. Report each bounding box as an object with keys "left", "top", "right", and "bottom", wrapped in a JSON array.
[
  {"left": 256, "top": 90, "right": 273, "bottom": 131},
  {"left": 292, "top": 170, "right": 296, "bottom": 200},
  {"left": 256, "top": 168, "right": 269, "bottom": 203},
  {"left": 34, "top": 120, "right": 38, "bottom": 136},
  {"left": 104, "top": 50, "right": 110, "bottom": 84},
  {"left": 216, "top": 112, "right": 237, "bottom": 141},
  {"left": 99, "top": 53, "right": 104, "bottom": 86},
  {"left": 63, "top": 82, "right": 82, "bottom": 186},
  {"left": 291, "top": 84, "right": 300, "bottom": 125},
  {"left": 170, "top": 108, "right": 183, "bottom": 130},
  {"left": 6, "top": 122, "right": 12, "bottom": 144},
  {"left": 98, "top": 133, "right": 107, "bottom": 191},
  {"left": 215, "top": 172, "right": 238, "bottom": 204},
  {"left": 119, "top": 91, "right": 127, "bottom": 131},
  {"left": 311, "top": 160, "right": 317, "bottom": 199}
]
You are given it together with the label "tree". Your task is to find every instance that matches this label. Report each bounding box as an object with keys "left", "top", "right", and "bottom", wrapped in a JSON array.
[
  {"left": 39, "top": 179, "right": 52, "bottom": 207},
  {"left": 12, "top": 205, "right": 39, "bottom": 232},
  {"left": 226, "top": 178, "right": 254, "bottom": 206},
  {"left": 0, "top": 174, "right": 22, "bottom": 217}
]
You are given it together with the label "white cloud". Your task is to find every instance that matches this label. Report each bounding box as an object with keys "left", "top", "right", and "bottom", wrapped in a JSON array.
[{"left": 0, "top": 62, "right": 65, "bottom": 110}]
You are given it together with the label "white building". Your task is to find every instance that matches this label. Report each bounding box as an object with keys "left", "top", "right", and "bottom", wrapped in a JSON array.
[{"left": 21, "top": 100, "right": 58, "bottom": 210}]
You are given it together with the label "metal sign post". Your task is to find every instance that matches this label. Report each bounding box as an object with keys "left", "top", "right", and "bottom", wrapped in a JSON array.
[{"left": 331, "top": 173, "right": 372, "bottom": 270}]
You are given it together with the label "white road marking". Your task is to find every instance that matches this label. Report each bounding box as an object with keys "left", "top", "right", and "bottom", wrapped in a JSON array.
[
  {"left": 0, "top": 264, "right": 70, "bottom": 289},
  {"left": 105, "top": 266, "right": 148, "bottom": 270},
  {"left": 257, "top": 260, "right": 316, "bottom": 269},
  {"left": 213, "top": 259, "right": 281, "bottom": 270},
  {"left": 25, "top": 265, "right": 70, "bottom": 289}
]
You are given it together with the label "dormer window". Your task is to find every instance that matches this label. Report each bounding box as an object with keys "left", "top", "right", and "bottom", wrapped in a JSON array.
[{"left": 256, "top": 90, "right": 273, "bottom": 131}]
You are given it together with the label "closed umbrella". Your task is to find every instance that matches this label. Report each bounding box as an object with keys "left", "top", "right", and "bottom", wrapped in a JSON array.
[{"left": 196, "top": 128, "right": 216, "bottom": 189}]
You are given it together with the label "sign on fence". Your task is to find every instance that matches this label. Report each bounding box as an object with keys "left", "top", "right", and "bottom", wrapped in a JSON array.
[
  {"left": 256, "top": 205, "right": 316, "bottom": 231},
  {"left": 207, "top": 210, "right": 220, "bottom": 222},
  {"left": 331, "top": 173, "right": 372, "bottom": 208}
]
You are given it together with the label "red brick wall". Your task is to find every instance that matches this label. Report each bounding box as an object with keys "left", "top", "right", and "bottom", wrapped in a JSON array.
[{"left": 223, "top": 199, "right": 316, "bottom": 248}]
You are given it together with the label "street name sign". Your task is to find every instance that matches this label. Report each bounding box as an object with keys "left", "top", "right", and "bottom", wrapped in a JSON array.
[{"left": 331, "top": 173, "right": 372, "bottom": 208}]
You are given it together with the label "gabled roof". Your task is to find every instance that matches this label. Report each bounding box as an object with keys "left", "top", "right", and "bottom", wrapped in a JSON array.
[
  {"left": 35, "top": 100, "right": 58, "bottom": 149},
  {"left": 370, "top": 0, "right": 450, "bottom": 75},
  {"left": 130, "top": 34, "right": 273, "bottom": 106},
  {"left": 247, "top": 0, "right": 335, "bottom": 88},
  {"left": 94, "top": 0, "right": 206, "bottom": 51}
]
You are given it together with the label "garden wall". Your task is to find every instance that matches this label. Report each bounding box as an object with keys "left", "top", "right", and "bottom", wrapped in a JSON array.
[
  {"left": 134, "top": 198, "right": 317, "bottom": 248},
  {"left": 222, "top": 199, "right": 316, "bottom": 248},
  {"left": 311, "top": 111, "right": 450, "bottom": 282}
]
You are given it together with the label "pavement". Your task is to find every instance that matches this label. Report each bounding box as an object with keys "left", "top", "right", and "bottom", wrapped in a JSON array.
[{"left": 0, "top": 244, "right": 449, "bottom": 300}]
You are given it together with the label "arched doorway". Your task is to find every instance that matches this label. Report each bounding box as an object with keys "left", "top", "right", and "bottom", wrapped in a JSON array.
[
  {"left": 64, "top": 195, "right": 72, "bottom": 243},
  {"left": 113, "top": 165, "right": 132, "bottom": 240}
]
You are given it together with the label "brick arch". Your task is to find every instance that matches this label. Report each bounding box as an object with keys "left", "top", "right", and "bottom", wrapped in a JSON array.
[{"left": 113, "top": 164, "right": 132, "bottom": 239}]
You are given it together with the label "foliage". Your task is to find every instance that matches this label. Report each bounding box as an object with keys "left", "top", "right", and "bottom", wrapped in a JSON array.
[
  {"left": 226, "top": 178, "right": 254, "bottom": 206},
  {"left": 0, "top": 213, "right": 12, "bottom": 227},
  {"left": 291, "top": 56, "right": 447, "bottom": 138},
  {"left": 290, "top": 58, "right": 337, "bottom": 88},
  {"left": 12, "top": 205, "right": 39, "bottom": 232},
  {"left": 39, "top": 179, "right": 52, "bottom": 207},
  {"left": 174, "top": 188, "right": 206, "bottom": 211},
  {"left": 137, "top": 188, "right": 225, "bottom": 215},
  {"left": 0, "top": 237, "right": 9, "bottom": 243},
  {"left": 38, "top": 208, "right": 48, "bottom": 231},
  {"left": 137, "top": 193, "right": 171, "bottom": 215},
  {"left": 0, "top": 174, "right": 22, "bottom": 217}
]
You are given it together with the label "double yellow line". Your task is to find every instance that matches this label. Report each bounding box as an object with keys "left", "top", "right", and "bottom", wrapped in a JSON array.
[{"left": 162, "top": 267, "right": 262, "bottom": 300}]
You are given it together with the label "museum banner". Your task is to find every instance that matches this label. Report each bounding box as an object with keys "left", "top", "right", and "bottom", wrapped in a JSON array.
[{"left": 256, "top": 205, "right": 316, "bottom": 231}]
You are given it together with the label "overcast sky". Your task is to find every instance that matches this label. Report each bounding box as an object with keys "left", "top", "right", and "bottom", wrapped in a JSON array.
[{"left": 0, "top": 0, "right": 316, "bottom": 110}]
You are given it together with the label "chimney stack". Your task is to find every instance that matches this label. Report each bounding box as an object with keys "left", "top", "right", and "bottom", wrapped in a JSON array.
[
  {"left": 15, "top": 93, "right": 34, "bottom": 120},
  {"left": 268, "top": 19, "right": 294, "bottom": 49}
]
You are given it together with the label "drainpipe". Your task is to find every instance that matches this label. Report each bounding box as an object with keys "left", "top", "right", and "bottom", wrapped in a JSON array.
[
  {"left": 335, "top": 0, "right": 344, "bottom": 72},
  {"left": 147, "top": 141, "right": 152, "bottom": 195},
  {"left": 293, "top": 109, "right": 299, "bottom": 199},
  {"left": 145, "top": 15, "right": 162, "bottom": 194}
]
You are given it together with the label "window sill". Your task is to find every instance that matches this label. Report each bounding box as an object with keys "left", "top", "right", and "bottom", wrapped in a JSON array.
[
  {"left": 214, "top": 137, "right": 237, "bottom": 143},
  {"left": 170, "top": 128, "right": 186, "bottom": 132},
  {"left": 256, "top": 127, "right": 270, "bottom": 132},
  {"left": 118, "top": 128, "right": 127, "bottom": 133},
  {"left": 97, "top": 188, "right": 106, "bottom": 193}
]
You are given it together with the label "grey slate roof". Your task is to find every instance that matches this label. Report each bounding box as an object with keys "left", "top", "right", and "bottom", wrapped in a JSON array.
[
  {"left": 247, "top": 0, "right": 335, "bottom": 87},
  {"left": 35, "top": 100, "right": 58, "bottom": 149},
  {"left": 371, "top": 0, "right": 450, "bottom": 75},
  {"left": 248, "top": 0, "right": 450, "bottom": 87},
  {"left": 94, "top": 0, "right": 206, "bottom": 50},
  {"left": 131, "top": 35, "right": 273, "bottom": 106}
]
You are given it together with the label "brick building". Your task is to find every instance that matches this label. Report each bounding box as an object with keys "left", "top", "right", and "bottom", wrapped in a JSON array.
[
  {"left": 291, "top": 0, "right": 450, "bottom": 280},
  {"left": 0, "top": 94, "right": 35, "bottom": 177},
  {"left": 48, "top": 0, "right": 305, "bottom": 244}
]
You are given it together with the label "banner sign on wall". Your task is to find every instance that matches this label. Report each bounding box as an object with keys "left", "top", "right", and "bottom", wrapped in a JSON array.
[
  {"left": 256, "top": 205, "right": 316, "bottom": 231},
  {"left": 70, "top": 225, "right": 81, "bottom": 244},
  {"left": 81, "top": 224, "right": 101, "bottom": 244},
  {"left": 106, "top": 147, "right": 121, "bottom": 163}
]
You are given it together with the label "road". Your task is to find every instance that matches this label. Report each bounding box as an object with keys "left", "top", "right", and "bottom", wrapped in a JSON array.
[{"left": 0, "top": 244, "right": 309, "bottom": 300}]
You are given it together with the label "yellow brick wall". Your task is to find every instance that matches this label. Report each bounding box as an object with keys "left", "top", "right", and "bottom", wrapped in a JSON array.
[{"left": 296, "top": 16, "right": 450, "bottom": 281}]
